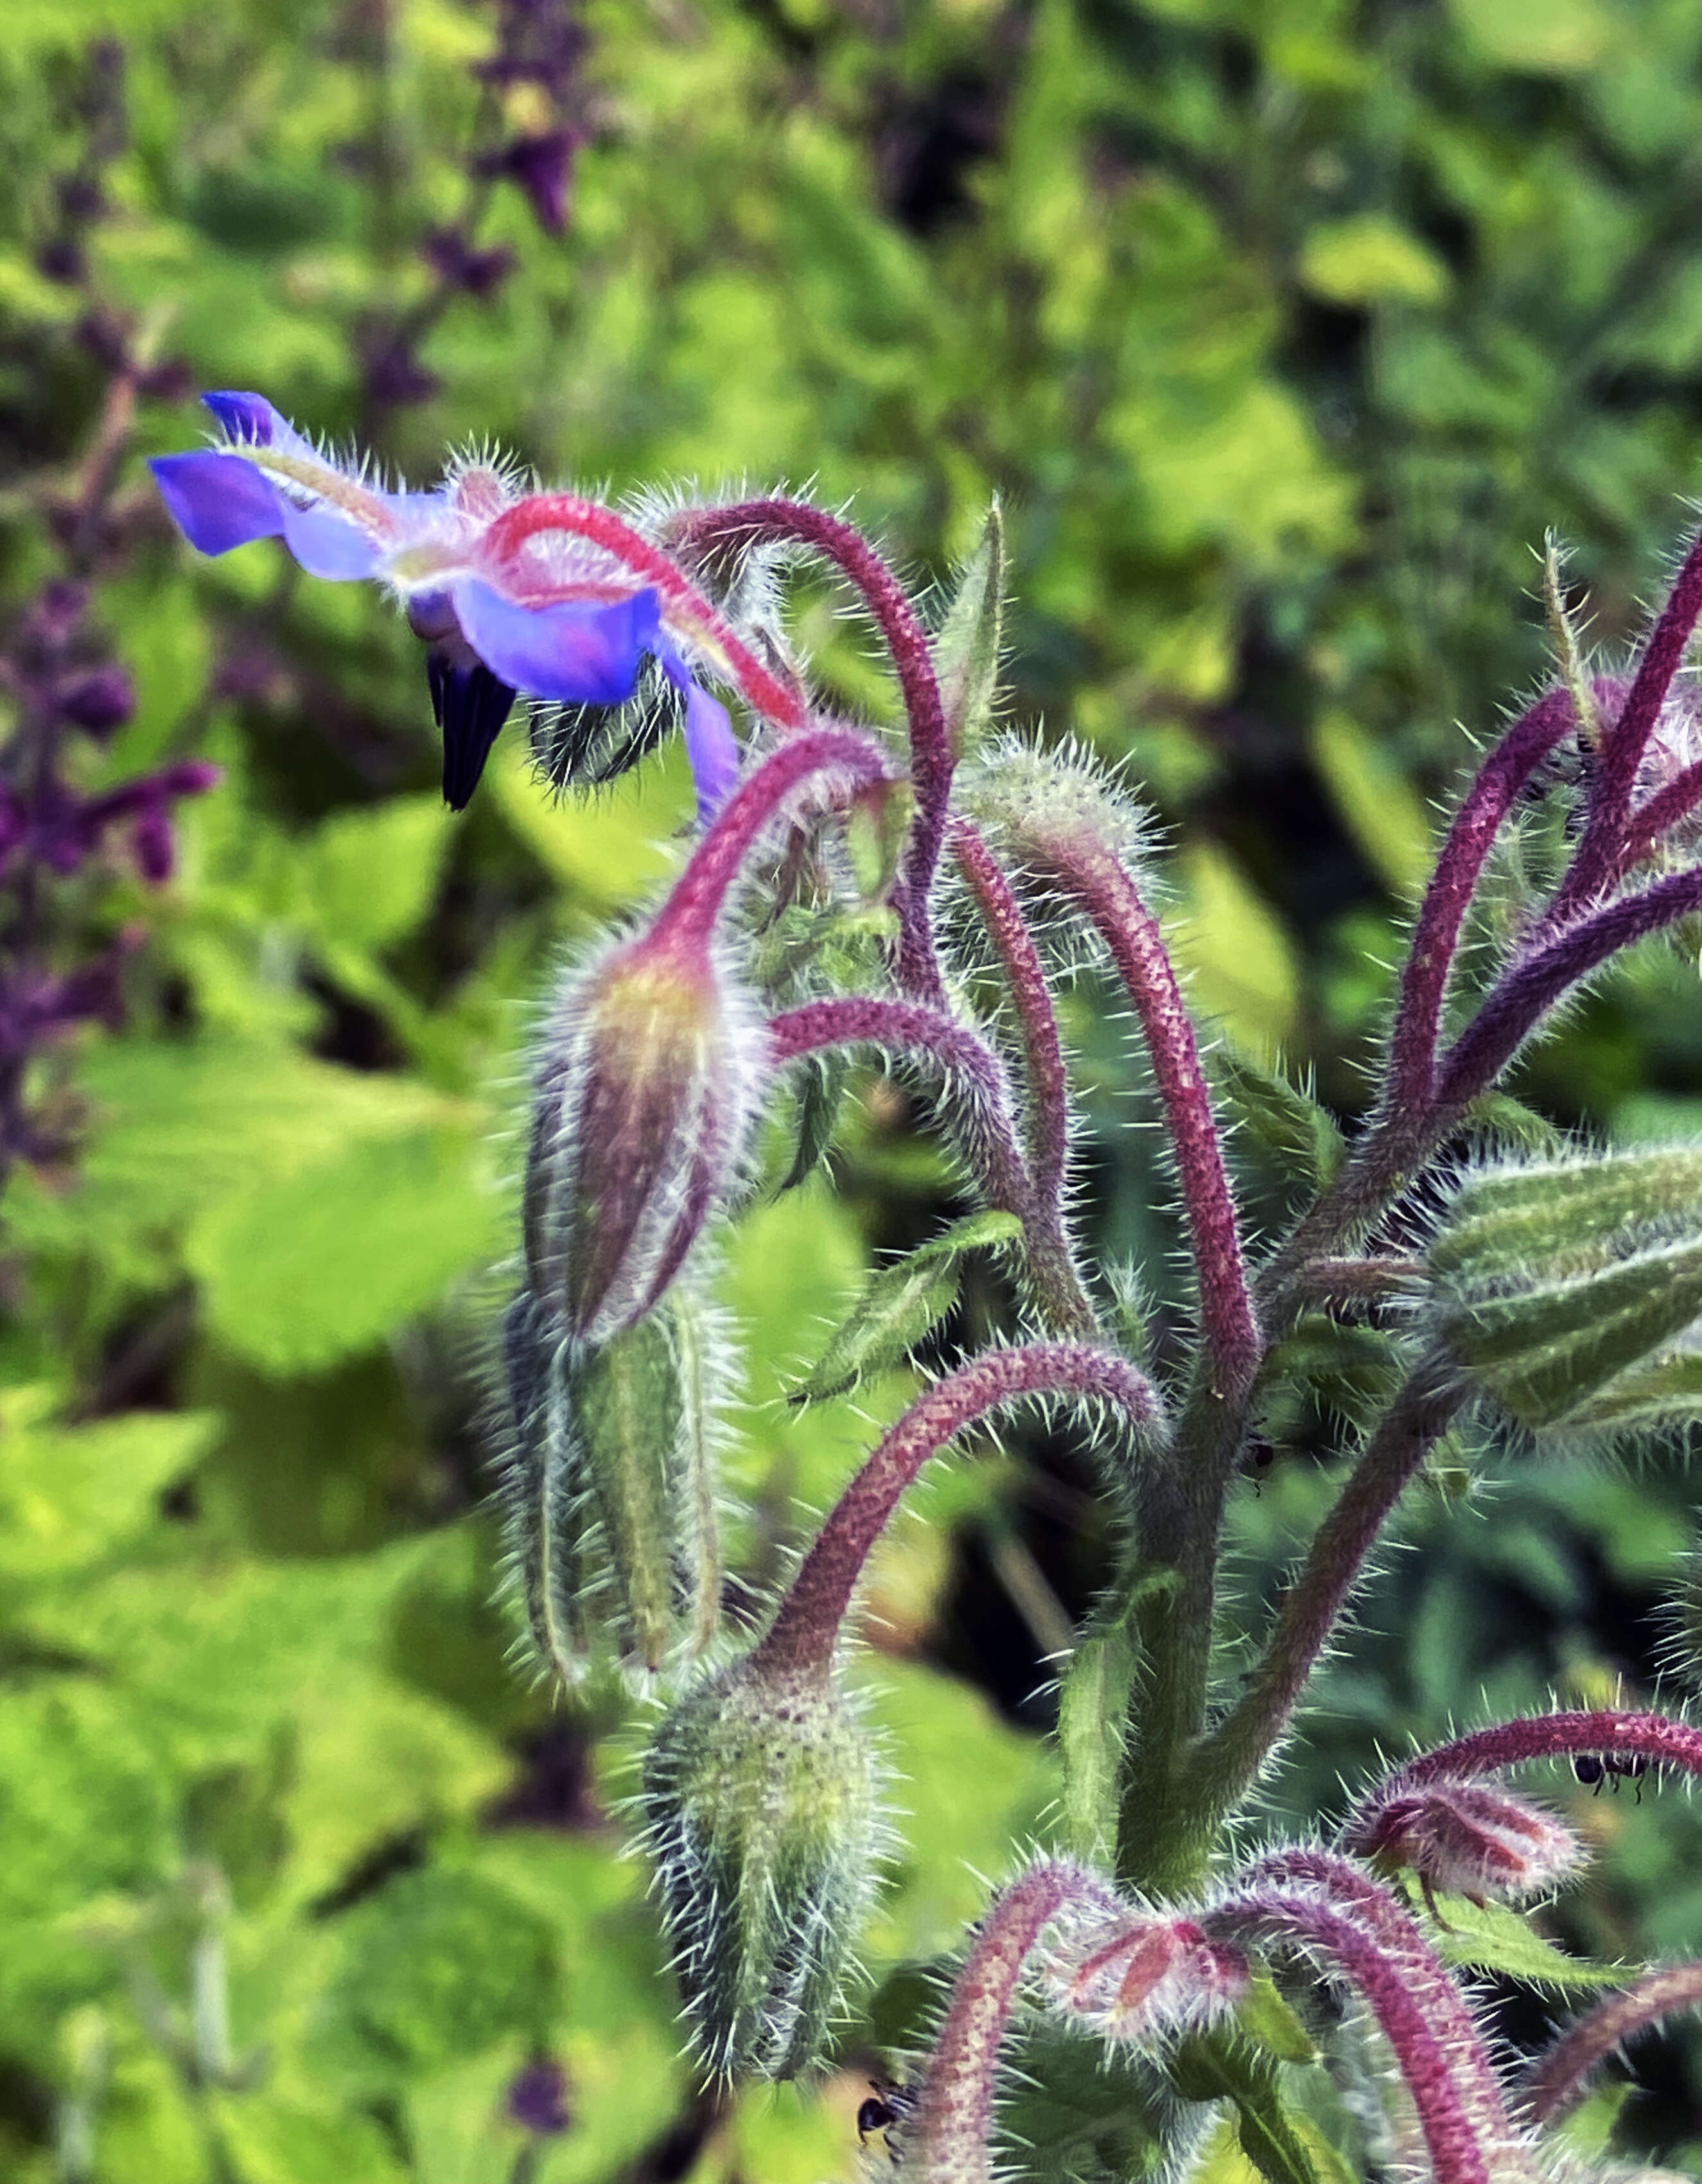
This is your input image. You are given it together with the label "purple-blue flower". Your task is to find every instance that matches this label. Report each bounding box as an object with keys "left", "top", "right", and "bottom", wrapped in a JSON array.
[{"left": 150, "top": 392, "right": 742, "bottom": 818}]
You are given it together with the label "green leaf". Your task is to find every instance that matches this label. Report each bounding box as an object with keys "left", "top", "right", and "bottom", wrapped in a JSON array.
[
  {"left": 936, "top": 498, "right": 1006, "bottom": 755},
  {"left": 790, "top": 1210, "right": 1023, "bottom": 1404},
  {"left": 209, "top": 2093, "right": 410, "bottom": 2184},
  {"left": 1299, "top": 217, "right": 1450, "bottom": 309},
  {"left": 0, "top": 1391, "right": 221, "bottom": 1581},
  {"left": 1428, "top": 1897, "right": 1627, "bottom": 1991},
  {"left": 188, "top": 1123, "right": 499, "bottom": 1373},
  {"left": 1058, "top": 1615, "right": 1137, "bottom": 1866},
  {"left": 1310, "top": 710, "right": 1435, "bottom": 896},
  {"left": 776, "top": 1052, "right": 851, "bottom": 1192},
  {"left": 1429, "top": 1149, "right": 1702, "bottom": 1429},
  {"left": 299, "top": 796, "right": 452, "bottom": 956},
  {"left": 1214, "top": 1052, "right": 1344, "bottom": 1191},
  {"left": 316, "top": 1866, "right": 560, "bottom": 2083}
]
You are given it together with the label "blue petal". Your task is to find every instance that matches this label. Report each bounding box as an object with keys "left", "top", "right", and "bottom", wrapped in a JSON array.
[
  {"left": 662, "top": 651, "right": 740, "bottom": 826},
  {"left": 277, "top": 498, "right": 382, "bottom": 579},
  {"left": 150, "top": 452, "right": 285, "bottom": 556},
  {"left": 450, "top": 579, "right": 661, "bottom": 706},
  {"left": 202, "top": 391, "right": 284, "bottom": 446}
]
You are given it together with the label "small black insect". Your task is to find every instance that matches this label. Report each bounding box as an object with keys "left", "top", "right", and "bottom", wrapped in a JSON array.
[
  {"left": 1607, "top": 1753, "right": 1650, "bottom": 1802},
  {"left": 1573, "top": 1754, "right": 1605, "bottom": 1790},
  {"left": 858, "top": 2079, "right": 915, "bottom": 2159}
]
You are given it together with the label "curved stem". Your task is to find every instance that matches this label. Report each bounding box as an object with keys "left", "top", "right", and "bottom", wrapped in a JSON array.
[
  {"left": 1209, "top": 1887, "right": 1499, "bottom": 2184},
  {"left": 1026, "top": 828, "right": 1257, "bottom": 1400},
  {"left": 1621, "top": 753, "right": 1702, "bottom": 870},
  {"left": 1435, "top": 862, "right": 1702, "bottom": 1116},
  {"left": 1193, "top": 1366, "right": 1462, "bottom": 1824},
  {"left": 753, "top": 1344, "right": 1162, "bottom": 1676},
  {"left": 950, "top": 820, "right": 1073, "bottom": 1218},
  {"left": 1522, "top": 1962, "right": 1702, "bottom": 2124},
  {"left": 767, "top": 994, "right": 1094, "bottom": 1332},
  {"left": 1555, "top": 522, "right": 1702, "bottom": 919},
  {"left": 904, "top": 1860, "right": 1116, "bottom": 2184},
  {"left": 1234, "top": 1849, "right": 1529, "bottom": 2169},
  {"left": 1386, "top": 687, "right": 1581, "bottom": 1114},
  {"left": 480, "top": 492, "right": 809, "bottom": 732},
  {"left": 650, "top": 727, "right": 894, "bottom": 953},
  {"left": 1376, "top": 1707, "right": 1702, "bottom": 1794},
  {"left": 659, "top": 497, "right": 952, "bottom": 1001}
]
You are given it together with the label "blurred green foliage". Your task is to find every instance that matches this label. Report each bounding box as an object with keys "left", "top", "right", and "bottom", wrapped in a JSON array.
[{"left": 8, "top": 0, "right": 1702, "bottom": 2176}]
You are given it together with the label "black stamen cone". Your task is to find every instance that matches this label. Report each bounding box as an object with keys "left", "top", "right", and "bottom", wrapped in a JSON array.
[{"left": 430, "top": 655, "right": 517, "bottom": 811}]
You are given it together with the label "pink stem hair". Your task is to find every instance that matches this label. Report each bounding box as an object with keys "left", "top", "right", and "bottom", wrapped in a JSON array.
[
  {"left": 1554, "top": 522, "right": 1702, "bottom": 919},
  {"left": 753, "top": 1344, "right": 1162, "bottom": 1676}
]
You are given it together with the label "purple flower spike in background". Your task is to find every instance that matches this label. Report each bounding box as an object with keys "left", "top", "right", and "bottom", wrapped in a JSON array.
[{"left": 150, "top": 392, "right": 773, "bottom": 815}]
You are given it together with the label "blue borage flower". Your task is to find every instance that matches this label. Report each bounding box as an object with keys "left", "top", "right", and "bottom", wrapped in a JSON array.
[{"left": 150, "top": 392, "right": 741, "bottom": 818}]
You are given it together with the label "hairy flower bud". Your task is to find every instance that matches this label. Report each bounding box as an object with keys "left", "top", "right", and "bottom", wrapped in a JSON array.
[
  {"left": 640, "top": 1654, "right": 880, "bottom": 2081},
  {"left": 496, "top": 1284, "right": 728, "bottom": 1687},
  {"left": 1342, "top": 1781, "right": 1584, "bottom": 1910},
  {"left": 1037, "top": 1904, "right": 1249, "bottom": 2045},
  {"left": 529, "top": 931, "right": 762, "bottom": 1343},
  {"left": 1426, "top": 1149, "right": 1702, "bottom": 1432}
]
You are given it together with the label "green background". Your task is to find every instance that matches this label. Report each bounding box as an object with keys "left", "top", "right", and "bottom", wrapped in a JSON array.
[{"left": 8, "top": 0, "right": 1702, "bottom": 2175}]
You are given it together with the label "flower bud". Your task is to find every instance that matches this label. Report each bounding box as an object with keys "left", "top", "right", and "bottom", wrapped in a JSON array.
[
  {"left": 497, "top": 1285, "right": 728, "bottom": 1687},
  {"left": 640, "top": 1654, "right": 880, "bottom": 2081},
  {"left": 1342, "top": 1781, "right": 1584, "bottom": 1908},
  {"left": 1037, "top": 1904, "right": 1249, "bottom": 2045},
  {"left": 530, "top": 933, "right": 762, "bottom": 1344}
]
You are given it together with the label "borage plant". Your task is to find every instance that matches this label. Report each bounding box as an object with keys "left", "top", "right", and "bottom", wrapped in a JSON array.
[{"left": 155, "top": 394, "right": 1702, "bottom": 2184}]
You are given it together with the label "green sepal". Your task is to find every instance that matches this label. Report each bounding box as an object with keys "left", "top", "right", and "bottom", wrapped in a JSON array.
[
  {"left": 1170, "top": 2034, "right": 1355, "bottom": 2184},
  {"left": 1428, "top": 1147, "right": 1702, "bottom": 1282},
  {"left": 1234, "top": 1973, "right": 1317, "bottom": 2066},
  {"left": 1058, "top": 1612, "right": 1139, "bottom": 1865},
  {"left": 1213, "top": 1052, "right": 1344, "bottom": 1192},
  {"left": 935, "top": 497, "right": 1006, "bottom": 755},
  {"left": 1425, "top": 1896, "right": 1626, "bottom": 1992},
  {"left": 1256, "top": 1314, "right": 1407, "bottom": 1433},
  {"left": 1462, "top": 1091, "right": 1568, "bottom": 1158},
  {"left": 789, "top": 1208, "right": 1024, "bottom": 1404},
  {"left": 776, "top": 1052, "right": 851, "bottom": 1193},
  {"left": 845, "top": 778, "right": 916, "bottom": 902}
]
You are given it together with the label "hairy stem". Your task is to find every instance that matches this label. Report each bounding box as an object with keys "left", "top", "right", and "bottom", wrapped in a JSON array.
[
  {"left": 1522, "top": 1963, "right": 1702, "bottom": 2124},
  {"left": 766, "top": 994, "right": 1093, "bottom": 1332},
  {"left": 1234, "top": 1850, "right": 1530, "bottom": 2172},
  {"left": 1209, "top": 1886, "right": 1498, "bottom": 2184},
  {"left": 1555, "top": 520, "right": 1702, "bottom": 918},
  {"left": 753, "top": 1345, "right": 1162, "bottom": 1677},
  {"left": 651, "top": 727, "right": 894, "bottom": 952},
  {"left": 1026, "top": 827, "right": 1257, "bottom": 1400},
  {"left": 660, "top": 497, "right": 953, "bottom": 1000},
  {"left": 1372, "top": 1707, "right": 1702, "bottom": 1795},
  {"left": 481, "top": 492, "right": 809, "bottom": 732},
  {"left": 1193, "top": 1366, "right": 1463, "bottom": 1824},
  {"left": 903, "top": 1860, "right": 1118, "bottom": 2184}
]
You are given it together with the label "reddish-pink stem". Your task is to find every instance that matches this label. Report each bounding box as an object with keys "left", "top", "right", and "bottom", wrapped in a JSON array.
[
  {"left": 904, "top": 1860, "right": 1119, "bottom": 2184},
  {"left": 1029, "top": 827, "right": 1256, "bottom": 1396},
  {"left": 753, "top": 1344, "right": 1162, "bottom": 1675},
  {"left": 648, "top": 727, "right": 893, "bottom": 955},
  {"left": 660, "top": 497, "right": 952, "bottom": 1001},
  {"left": 1620, "top": 753, "right": 1702, "bottom": 870},
  {"left": 1210, "top": 1886, "right": 1500, "bottom": 2184},
  {"left": 767, "top": 993, "right": 1094, "bottom": 1331},
  {"left": 481, "top": 493, "right": 809, "bottom": 732},
  {"left": 1558, "top": 522, "right": 1702, "bottom": 916},
  {"left": 1382, "top": 1709, "right": 1702, "bottom": 1793},
  {"left": 1435, "top": 862, "right": 1702, "bottom": 1116},
  {"left": 951, "top": 820, "right": 1072, "bottom": 1216},
  {"left": 1387, "top": 687, "right": 1581, "bottom": 1113},
  {"left": 1240, "top": 1847, "right": 1522, "bottom": 2158},
  {"left": 1523, "top": 1962, "right": 1702, "bottom": 2124}
]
